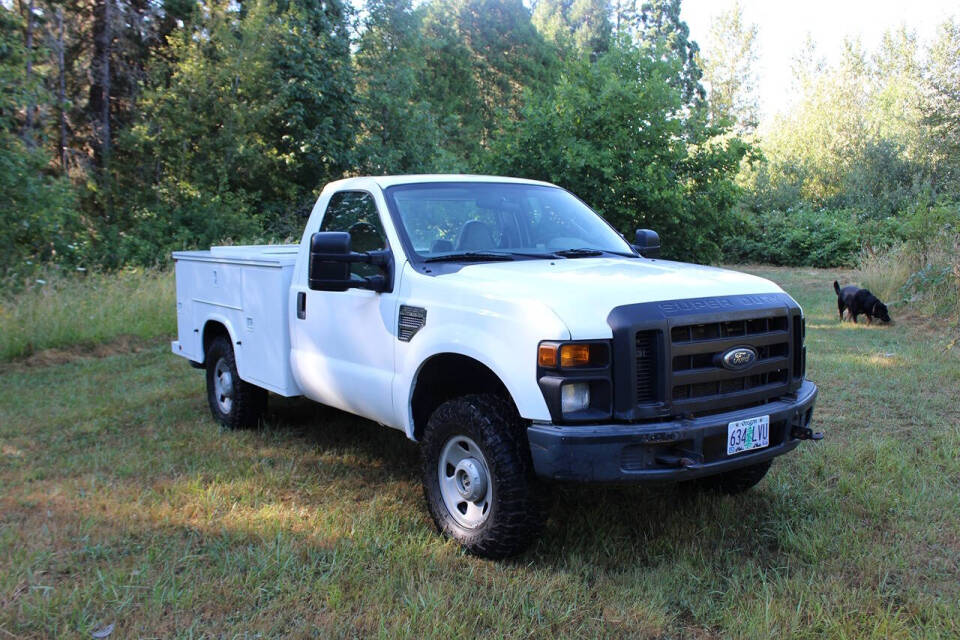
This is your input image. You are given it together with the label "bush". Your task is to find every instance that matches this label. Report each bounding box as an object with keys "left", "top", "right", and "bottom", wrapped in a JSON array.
[
  {"left": 857, "top": 203, "right": 960, "bottom": 319},
  {"left": 722, "top": 207, "right": 860, "bottom": 267}
]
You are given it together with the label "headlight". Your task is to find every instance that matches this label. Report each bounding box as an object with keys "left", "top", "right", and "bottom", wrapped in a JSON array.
[
  {"left": 561, "top": 382, "right": 591, "bottom": 414},
  {"left": 537, "top": 340, "right": 612, "bottom": 422},
  {"left": 537, "top": 341, "right": 609, "bottom": 368}
]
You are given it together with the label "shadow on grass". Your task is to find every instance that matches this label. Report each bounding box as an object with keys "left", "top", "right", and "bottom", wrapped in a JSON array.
[{"left": 256, "top": 395, "right": 807, "bottom": 571}]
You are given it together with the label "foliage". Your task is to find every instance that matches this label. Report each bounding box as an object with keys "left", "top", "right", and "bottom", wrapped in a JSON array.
[
  {"left": 532, "top": 0, "right": 611, "bottom": 59},
  {"left": 921, "top": 18, "right": 960, "bottom": 193},
  {"left": 744, "top": 28, "right": 952, "bottom": 219},
  {"left": 0, "top": 7, "right": 81, "bottom": 277},
  {"left": 419, "top": 0, "right": 559, "bottom": 167},
  {"left": 487, "top": 37, "right": 745, "bottom": 263},
  {"left": 722, "top": 207, "right": 860, "bottom": 267},
  {"left": 697, "top": 0, "right": 759, "bottom": 134},
  {"left": 725, "top": 201, "right": 960, "bottom": 276},
  {"left": 1, "top": 0, "right": 959, "bottom": 279},
  {"left": 353, "top": 0, "right": 450, "bottom": 174},
  {"left": 110, "top": 0, "right": 355, "bottom": 264}
]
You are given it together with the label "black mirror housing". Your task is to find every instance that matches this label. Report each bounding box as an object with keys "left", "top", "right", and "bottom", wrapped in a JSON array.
[
  {"left": 308, "top": 232, "right": 353, "bottom": 291},
  {"left": 633, "top": 228, "right": 660, "bottom": 258},
  {"left": 308, "top": 231, "right": 391, "bottom": 293}
]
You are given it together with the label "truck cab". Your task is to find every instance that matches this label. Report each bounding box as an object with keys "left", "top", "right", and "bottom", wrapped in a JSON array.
[{"left": 172, "top": 175, "right": 819, "bottom": 558}]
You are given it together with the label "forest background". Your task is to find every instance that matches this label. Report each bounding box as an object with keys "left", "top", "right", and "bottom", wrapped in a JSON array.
[{"left": 2, "top": 0, "right": 958, "bottom": 313}]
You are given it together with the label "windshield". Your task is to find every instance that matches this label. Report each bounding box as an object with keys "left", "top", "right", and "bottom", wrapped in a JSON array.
[{"left": 383, "top": 182, "right": 634, "bottom": 260}]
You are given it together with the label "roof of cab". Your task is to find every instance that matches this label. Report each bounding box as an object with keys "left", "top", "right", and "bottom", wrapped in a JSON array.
[{"left": 322, "top": 174, "right": 556, "bottom": 191}]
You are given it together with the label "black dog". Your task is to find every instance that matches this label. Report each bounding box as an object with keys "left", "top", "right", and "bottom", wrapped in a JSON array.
[{"left": 833, "top": 281, "right": 891, "bottom": 324}]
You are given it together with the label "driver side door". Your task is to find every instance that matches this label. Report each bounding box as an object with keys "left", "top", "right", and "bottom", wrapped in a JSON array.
[{"left": 291, "top": 190, "right": 399, "bottom": 426}]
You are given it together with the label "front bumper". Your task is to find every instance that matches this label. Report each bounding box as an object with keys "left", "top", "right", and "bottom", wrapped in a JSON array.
[{"left": 527, "top": 380, "right": 818, "bottom": 482}]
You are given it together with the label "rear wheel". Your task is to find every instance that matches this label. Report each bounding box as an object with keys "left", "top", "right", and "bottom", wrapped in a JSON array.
[
  {"left": 698, "top": 460, "right": 773, "bottom": 495},
  {"left": 421, "top": 394, "right": 544, "bottom": 558},
  {"left": 205, "top": 335, "right": 266, "bottom": 429}
]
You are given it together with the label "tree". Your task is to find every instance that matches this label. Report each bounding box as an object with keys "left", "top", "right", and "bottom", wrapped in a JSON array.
[
  {"left": 112, "top": 0, "right": 357, "bottom": 264},
  {"left": 922, "top": 18, "right": 960, "bottom": 191},
  {"left": 487, "top": 36, "right": 746, "bottom": 263},
  {"left": 532, "top": 0, "right": 611, "bottom": 60},
  {"left": 757, "top": 38, "right": 871, "bottom": 207},
  {"left": 353, "top": 0, "right": 450, "bottom": 174},
  {"left": 419, "top": 0, "right": 559, "bottom": 166},
  {"left": 88, "top": 0, "right": 112, "bottom": 166},
  {"left": 0, "top": 6, "right": 79, "bottom": 276},
  {"left": 698, "top": 0, "right": 759, "bottom": 135},
  {"left": 628, "top": 0, "right": 705, "bottom": 107}
]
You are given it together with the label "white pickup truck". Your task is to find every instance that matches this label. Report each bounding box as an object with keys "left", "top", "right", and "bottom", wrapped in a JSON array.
[{"left": 172, "top": 174, "right": 820, "bottom": 558}]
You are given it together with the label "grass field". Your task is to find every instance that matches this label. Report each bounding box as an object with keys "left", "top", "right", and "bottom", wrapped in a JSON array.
[{"left": 1, "top": 266, "right": 959, "bottom": 638}]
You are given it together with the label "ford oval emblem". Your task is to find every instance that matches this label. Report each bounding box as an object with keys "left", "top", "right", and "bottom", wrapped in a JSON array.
[{"left": 721, "top": 346, "right": 758, "bottom": 370}]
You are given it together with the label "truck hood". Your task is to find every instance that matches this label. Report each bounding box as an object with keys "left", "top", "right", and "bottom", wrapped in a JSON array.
[{"left": 434, "top": 257, "right": 786, "bottom": 338}]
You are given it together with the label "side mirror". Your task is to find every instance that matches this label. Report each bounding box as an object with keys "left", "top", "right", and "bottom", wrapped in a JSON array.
[
  {"left": 633, "top": 228, "right": 660, "bottom": 258},
  {"left": 308, "top": 231, "right": 391, "bottom": 292}
]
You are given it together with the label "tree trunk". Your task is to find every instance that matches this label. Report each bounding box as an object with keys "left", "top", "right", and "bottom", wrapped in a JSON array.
[
  {"left": 90, "top": 0, "right": 112, "bottom": 166},
  {"left": 23, "top": 0, "right": 35, "bottom": 145},
  {"left": 57, "top": 7, "right": 68, "bottom": 170}
]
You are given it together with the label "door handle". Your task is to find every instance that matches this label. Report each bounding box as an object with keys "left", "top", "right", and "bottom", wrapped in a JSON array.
[{"left": 297, "top": 291, "right": 306, "bottom": 320}]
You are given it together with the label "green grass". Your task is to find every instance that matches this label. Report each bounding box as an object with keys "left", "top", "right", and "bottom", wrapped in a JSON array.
[
  {"left": 0, "top": 269, "right": 175, "bottom": 361},
  {"left": 2, "top": 266, "right": 959, "bottom": 638}
]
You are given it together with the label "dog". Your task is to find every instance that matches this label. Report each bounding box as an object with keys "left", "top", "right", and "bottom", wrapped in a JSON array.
[{"left": 833, "top": 281, "right": 891, "bottom": 324}]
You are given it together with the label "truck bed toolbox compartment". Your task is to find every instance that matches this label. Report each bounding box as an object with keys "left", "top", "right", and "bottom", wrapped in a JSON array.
[{"left": 172, "top": 246, "right": 302, "bottom": 396}]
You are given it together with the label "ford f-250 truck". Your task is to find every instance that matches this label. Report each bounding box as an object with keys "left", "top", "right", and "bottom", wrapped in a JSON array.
[{"left": 172, "top": 175, "right": 820, "bottom": 558}]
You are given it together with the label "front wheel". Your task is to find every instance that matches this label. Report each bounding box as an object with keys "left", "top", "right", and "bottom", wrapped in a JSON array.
[
  {"left": 421, "top": 394, "right": 544, "bottom": 558},
  {"left": 205, "top": 335, "right": 266, "bottom": 430}
]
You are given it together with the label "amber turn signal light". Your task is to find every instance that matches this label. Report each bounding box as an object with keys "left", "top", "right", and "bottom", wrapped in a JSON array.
[
  {"left": 538, "top": 343, "right": 558, "bottom": 367},
  {"left": 560, "top": 343, "right": 592, "bottom": 367}
]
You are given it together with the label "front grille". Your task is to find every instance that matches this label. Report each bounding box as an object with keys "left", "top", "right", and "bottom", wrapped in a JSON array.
[
  {"left": 631, "top": 311, "right": 795, "bottom": 416},
  {"left": 612, "top": 293, "right": 804, "bottom": 422},
  {"left": 667, "top": 315, "right": 791, "bottom": 412}
]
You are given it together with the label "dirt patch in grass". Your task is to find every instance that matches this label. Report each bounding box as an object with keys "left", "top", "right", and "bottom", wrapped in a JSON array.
[{"left": 0, "top": 335, "right": 165, "bottom": 372}]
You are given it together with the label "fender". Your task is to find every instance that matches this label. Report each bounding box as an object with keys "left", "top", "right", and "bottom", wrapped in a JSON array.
[
  {"left": 395, "top": 319, "right": 568, "bottom": 439},
  {"left": 200, "top": 314, "right": 241, "bottom": 368}
]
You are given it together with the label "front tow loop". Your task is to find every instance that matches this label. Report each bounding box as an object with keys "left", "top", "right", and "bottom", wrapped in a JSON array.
[{"left": 791, "top": 426, "right": 824, "bottom": 441}]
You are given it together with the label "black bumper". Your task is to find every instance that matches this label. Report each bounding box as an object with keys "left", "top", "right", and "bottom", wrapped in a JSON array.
[{"left": 527, "top": 380, "right": 818, "bottom": 482}]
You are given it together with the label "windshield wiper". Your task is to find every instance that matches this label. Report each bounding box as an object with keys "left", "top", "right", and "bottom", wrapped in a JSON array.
[
  {"left": 551, "top": 248, "right": 604, "bottom": 258},
  {"left": 423, "top": 251, "right": 516, "bottom": 263},
  {"left": 551, "top": 248, "right": 639, "bottom": 258}
]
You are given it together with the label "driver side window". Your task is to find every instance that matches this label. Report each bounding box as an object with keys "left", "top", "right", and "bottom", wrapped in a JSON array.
[{"left": 320, "top": 191, "right": 388, "bottom": 278}]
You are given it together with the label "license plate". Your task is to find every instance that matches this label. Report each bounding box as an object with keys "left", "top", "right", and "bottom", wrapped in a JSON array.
[{"left": 726, "top": 415, "right": 770, "bottom": 456}]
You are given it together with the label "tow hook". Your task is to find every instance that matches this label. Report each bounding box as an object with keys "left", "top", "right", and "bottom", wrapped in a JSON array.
[
  {"left": 655, "top": 449, "right": 703, "bottom": 469},
  {"left": 792, "top": 426, "right": 824, "bottom": 441}
]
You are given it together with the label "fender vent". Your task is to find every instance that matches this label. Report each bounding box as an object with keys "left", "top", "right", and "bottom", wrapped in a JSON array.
[{"left": 398, "top": 305, "right": 426, "bottom": 342}]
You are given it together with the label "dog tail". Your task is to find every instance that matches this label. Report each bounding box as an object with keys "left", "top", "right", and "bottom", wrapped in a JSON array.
[{"left": 833, "top": 280, "right": 841, "bottom": 295}]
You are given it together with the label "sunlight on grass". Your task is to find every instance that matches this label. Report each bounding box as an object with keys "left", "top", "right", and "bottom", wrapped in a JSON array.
[{"left": 0, "top": 269, "right": 175, "bottom": 361}]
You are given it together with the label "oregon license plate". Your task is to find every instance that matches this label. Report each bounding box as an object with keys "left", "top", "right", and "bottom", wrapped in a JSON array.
[{"left": 726, "top": 415, "right": 770, "bottom": 455}]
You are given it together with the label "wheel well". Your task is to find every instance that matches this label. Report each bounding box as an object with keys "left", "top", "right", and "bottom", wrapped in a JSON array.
[
  {"left": 201, "top": 321, "right": 231, "bottom": 362},
  {"left": 411, "top": 354, "right": 513, "bottom": 441}
]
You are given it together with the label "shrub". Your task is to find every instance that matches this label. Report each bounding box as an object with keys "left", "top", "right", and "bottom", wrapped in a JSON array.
[
  {"left": 722, "top": 207, "right": 860, "bottom": 267},
  {"left": 857, "top": 203, "right": 960, "bottom": 319}
]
